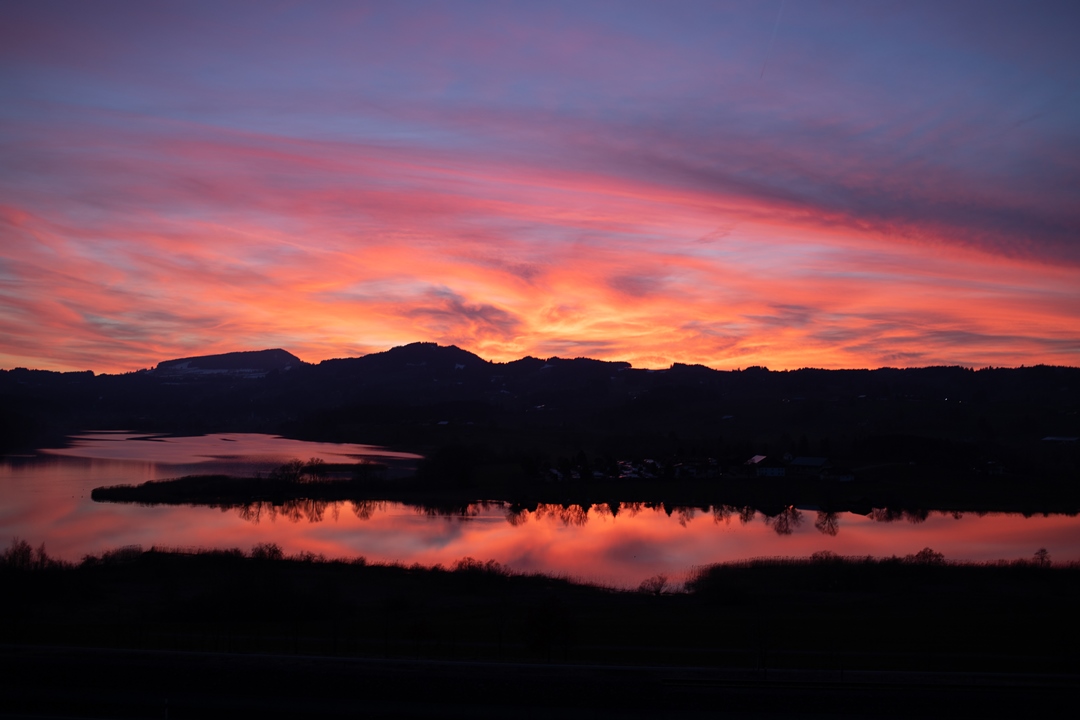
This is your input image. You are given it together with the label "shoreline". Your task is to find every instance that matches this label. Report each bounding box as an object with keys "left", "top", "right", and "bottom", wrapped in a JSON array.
[{"left": 90, "top": 469, "right": 1080, "bottom": 519}]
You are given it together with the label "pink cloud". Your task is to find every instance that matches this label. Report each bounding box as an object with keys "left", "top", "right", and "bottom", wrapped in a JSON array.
[{"left": 1, "top": 104, "right": 1078, "bottom": 372}]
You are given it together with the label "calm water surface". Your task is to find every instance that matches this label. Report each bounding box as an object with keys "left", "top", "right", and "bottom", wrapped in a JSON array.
[{"left": 2, "top": 432, "right": 1078, "bottom": 588}]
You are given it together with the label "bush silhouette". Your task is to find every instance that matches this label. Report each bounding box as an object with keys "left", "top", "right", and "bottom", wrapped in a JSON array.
[
  {"left": 638, "top": 574, "right": 669, "bottom": 595},
  {"left": 251, "top": 542, "right": 285, "bottom": 561},
  {"left": 906, "top": 547, "right": 945, "bottom": 565}
]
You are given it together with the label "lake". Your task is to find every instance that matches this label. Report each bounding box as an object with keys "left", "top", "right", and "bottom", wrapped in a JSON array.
[{"left": 2, "top": 432, "right": 1078, "bottom": 588}]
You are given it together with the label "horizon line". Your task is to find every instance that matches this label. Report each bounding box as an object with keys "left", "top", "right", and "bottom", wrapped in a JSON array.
[{"left": 4, "top": 341, "right": 1077, "bottom": 376}]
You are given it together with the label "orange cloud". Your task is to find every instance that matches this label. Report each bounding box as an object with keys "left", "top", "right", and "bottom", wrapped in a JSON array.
[{"left": 1, "top": 119, "right": 1077, "bottom": 372}]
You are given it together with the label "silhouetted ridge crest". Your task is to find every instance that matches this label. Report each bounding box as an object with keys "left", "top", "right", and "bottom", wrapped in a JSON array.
[
  {"left": 544, "top": 356, "right": 631, "bottom": 369},
  {"left": 503, "top": 356, "right": 546, "bottom": 372},
  {"left": 383, "top": 342, "right": 488, "bottom": 368},
  {"left": 317, "top": 342, "right": 489, "bottom": 373},
  {"left": 156, "top": 349, "right": 303, "bottom": 373}
]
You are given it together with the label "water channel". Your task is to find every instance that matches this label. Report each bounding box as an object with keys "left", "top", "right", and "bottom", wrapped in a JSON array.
[{"left": 2, "top": 432, "right": 1078, "bottom": 588}]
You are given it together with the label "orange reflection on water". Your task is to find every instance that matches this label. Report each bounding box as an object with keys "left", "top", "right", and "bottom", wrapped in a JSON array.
[
  {"left": 3, "top": 435, "right": 1080, "bottom": 588},
  {"left": 43, "top": 431, "right": 421, "bottom": 466}
]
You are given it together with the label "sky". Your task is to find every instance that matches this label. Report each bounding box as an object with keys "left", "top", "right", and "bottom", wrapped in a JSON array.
[{"left": 1, "top": 1, "right": 1079, "bottom": 373}]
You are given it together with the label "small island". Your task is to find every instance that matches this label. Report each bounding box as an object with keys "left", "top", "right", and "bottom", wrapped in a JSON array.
[{"left": 91, "top": 454, "right": 1080, "bottom": 524}]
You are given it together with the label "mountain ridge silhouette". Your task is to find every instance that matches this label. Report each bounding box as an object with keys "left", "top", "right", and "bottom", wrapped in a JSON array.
[{"left": 2, "top": 342, "right": 1078, "bottom": 479}]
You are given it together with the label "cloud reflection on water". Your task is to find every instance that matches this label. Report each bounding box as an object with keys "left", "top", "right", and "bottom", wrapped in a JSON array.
[{"left": 2, "top": 434, "right": 1080, "bottom": 588}]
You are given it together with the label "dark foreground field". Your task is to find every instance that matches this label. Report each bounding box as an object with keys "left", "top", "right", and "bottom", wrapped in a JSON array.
[
  {"left": 3, "top": 644, "right": 1076, "bottom": 719},
  {"left": 2, "top": 544, "right": 1078, "bottom": 717}
]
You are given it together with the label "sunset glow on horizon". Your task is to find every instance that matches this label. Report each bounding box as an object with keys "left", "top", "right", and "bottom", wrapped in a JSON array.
[{"left": 2, "top": 1, "right": 1079, "bottom": 373}]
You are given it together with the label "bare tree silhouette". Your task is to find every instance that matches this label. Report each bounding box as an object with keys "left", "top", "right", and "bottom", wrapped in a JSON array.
[
  {"left": 270, "top": 458, "right": 306, "bottom": 483},
  {"left": 814, "top": 511, "right": 840, "bottom": 536},
  {"left": 505, "top": 506, "right": 530, "bottom": 526},
  {"left": 352, "top": 500, "right": 384, "bottom": 520},
  {"left": 535, "top": 503, "right": 589, "bottom": 526},
  {"left": 712, "top": 505, "right": 735, "bottom": 524},
  {"left": 303, "top": 457, "right": 328, "bottom": 482},
  {"left": 766, "top": 506, "right": 803, "bottom": 536}
]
